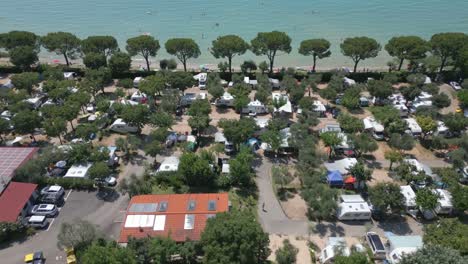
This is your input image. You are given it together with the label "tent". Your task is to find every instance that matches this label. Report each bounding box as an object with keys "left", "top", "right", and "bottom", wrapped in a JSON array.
[{"left": 327, "top": 170, "right": 344, "bottom": 187}]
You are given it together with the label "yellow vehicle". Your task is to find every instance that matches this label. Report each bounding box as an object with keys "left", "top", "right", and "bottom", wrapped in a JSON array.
[
  {"left": 65, "top": 247, "right": 77, "bottom": 264},
  {"left": 24, "top": 251, "right": 44, "bottom": 263}
]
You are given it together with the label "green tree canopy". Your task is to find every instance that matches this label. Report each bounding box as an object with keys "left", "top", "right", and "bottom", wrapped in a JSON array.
[
  {"left": 430, "top": 32, "right": 468, "bottom": 72},
  {"left": 349, "top": 161, "right": 372, "bottom": 190},
  {"left": 165, "top": 38, "right": 200, "bottom": 71},
  {"left": 337, "top": 113, "right": 364, "bottom": 133},
  {"left": 219, "top": 118, "right": 258, "bottom": 149},
  {"left": 351, "top": 133, "right": 378, "bottom": 157},
  {"left": 416, "top": 115, "right": 437, "bottom": 138},
  {"left": 108, "top": 52, "right": 132, "bottom": 75},
  {"left": 385, "top": 36, "right": 429, "bottom": 71},
  {"left": 275, "top": 239, "right": 298, "bottom": 264},
  {"left": 57, "top": 219, "right": 99, "bottom": 249},
  {"left": 424, "top": 219, "right": 468, "bottom": 255},
  {"left": 341, "top": 86, "right": 362, "bottom": 110},
  {"left": 126, "top": 35, "right": 160, "bottom": 71},
  {"left": 81, "top": 35, "right": 118, "bottom": 57},
  {"left": 41, "top": 32, "right": 81, "bottom": 66},
  {"left": 298, "top": 38, "right": 331, "bottom": 72},
  {"left": 301, "top": 183, "right": 338, "bottom": 221},
  {"left": 80, "top": 240, "right": 137, "bottom": 264},
  {"left": 320, "top": 131, "right": 342, "bottom": 157},
  {"left": 250, "top": 31, "right": 292, "bottom": 72},
  {"left": 88, "top": 161, "right": 111, "bottom": 180},
  {"left": 83, "top": 52, "right": 107, "bottom": 69},
  {"left": 369, "top": 182, "right": 404, "bottom": 215},
  {"left": 211, "top": 35, "right": 249, "bottom": 73},
  {"left": 43, "top": 117, "right": 67, "bottom": 144},
  {"left": 334, "top": 252, "right": 370, "bottom": 264},
  {"left": 443, "top": 113, "right": 468, "bottom": 134},
  {"left": 0, "top": 30, "right": 39, "bottom": 50},
  {"left": 399, "top": 245, "right": 467, "bottom": 264},
  {"left": 384, "top": 149, "right": 403, "bottom": 170},
  {"left": 432, "top": 93, "right": 451, "bottom": 108},
  {"left": 340, "top": 37, "right": 381, "bottom": 72},
  {"left": 229, "top": 146, "right": 255, "bottom": 186},
  {"left": 416, "top": 188, "right": 438, "bottom": 210},
  {"left": 179, "top": 152, "right": 215, "bottom": 187},
  {"left": 12, "top": 110, "right": 42, "bottom": 138},
  {"left": 9, "top": 46, "right": 38, "bottom": 70},
  {"left": 367, "top": 80, "right": 394, "bottom": 99},
  {"left": 201, "top": 211, "right": 270, "bottom": 264},
  {"left": 138, "top": 74, "right": 166, "bottom": 97},
  {"left": 120, "top": 104, "right": 150, "bottom": 129},
  {"left": 11, "top": 72, "right": 39, "bottom": 95}
]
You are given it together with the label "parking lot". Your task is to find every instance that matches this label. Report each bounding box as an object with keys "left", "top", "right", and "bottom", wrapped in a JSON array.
[{"left": 0, "top": 190, "right": 129, "bottom": 264}]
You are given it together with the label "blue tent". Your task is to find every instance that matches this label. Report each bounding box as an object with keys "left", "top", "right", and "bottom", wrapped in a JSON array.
[{"left": 327, "top": 170, "right": 344, "bottom": 187}]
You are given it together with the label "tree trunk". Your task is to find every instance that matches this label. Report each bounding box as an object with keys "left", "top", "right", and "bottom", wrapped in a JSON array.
[
  {"left": 183, "top": 59, "right": 187, "bottom": 72},
  {"left": 439, "top": 57, "right": 447, "bottom": 73},
  {"left": 312, "top": 55, "right": 317, "bottom": 72},
  {"left": 144, "top": 56, "right": 151, "bottom": 71},
  {"left": 389, "top": 161, "right": 393, "bottom": 171},
  {"left": 398, "top": 58, "right": 404, "bottom": 71},
  {"left": 63, "top": 52, "right": 70, "bottom": 66},
  {"left": 58, "top": 134, "right": 63, "bottom": 145},
  {"left": 353, "top": 60, "right": 359, "bottom": 73},
  {"left": 228, "top": 57, "right": 232, "bottom": 73},
  {"left": 69, "top": 120, "right": 75, "bottom": 131},
  {"left": 269, "top": 57, "right": 275, "bottom": 73}
]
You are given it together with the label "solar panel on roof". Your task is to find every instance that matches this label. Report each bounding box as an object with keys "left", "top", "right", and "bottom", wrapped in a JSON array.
[{"left": 129, "top": 203, "right": 158, "bottom": 213}]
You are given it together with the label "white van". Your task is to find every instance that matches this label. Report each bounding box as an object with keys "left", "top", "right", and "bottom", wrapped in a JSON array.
[
  {"left": 28, "top": 215, "right": 48, "bottom": 229},
  {"left": 199, "top": 73, "right": 207, "bottom": 89},
  {"left": 109, "top": 119, "right": 139, "bottom": 133},
  {"left": 133, "top": 77, "right": 144, "bottom": 88}
]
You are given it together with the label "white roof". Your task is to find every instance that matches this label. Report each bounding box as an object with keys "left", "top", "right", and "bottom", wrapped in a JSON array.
[
  {"left": 340, "top": 195, "right": 365, "bottom": 203},
  {"left": 324, "top": 158, "right": 357, "bottom": 174},
  {"left": 134, "top": 77, "right": 143, "bottom": 81},
  {"left": 313, "top": 100, "right": 326, "bottom": 112},
  {"left": 255, "top": 117, "right": 270, "bottom": 129},
  {"left": 403, "top": 159, "right": 423, "bottom": 172},
  {"left": 339, "top": 201, "right": 371, "bottom": 214},
  {"left": 269, "top": 78, "right": 280, "bottom": 84},
  {"left": 221, "top": 163, "right": 230, "bottom": 174},
  {"left": 153, "top": 215, "right": 166, "bottom": 231},
  {"left": 248, "top": 100, "right": 264, "bottom": 107},
  {"left": 393, "top": 104, "right": 408, "bottom": 111},
  {"left": 277, "top": 101, "right": 292, "bottom": 113},
  {"left": 157, "top": 156, "right": 180, "bottom": 172},
  {"left": 187, "top": 135, "right": 197, "bottom": 143},
  {"left": 243, "top": 76, "right": 250, "bottom": 84},
  {"left": 49, "top": 185, "right": 62, "bottom": 192},
  {"left": 400, "top": 186, "right": 416, "bottom": 207},
  {"left": 280, "top": 127, "right": 291, "bottom": 148},
  {"left": 111, "top": 118, "right": 127, "bottom": 126},
  {"left": 437, "top": 121, "right": 448, "bottom": 133},
  {"left": 424, "top": 76, "right": 431, "bottom": 84},
  {"left": 417, "top": 91, "right": 432, "bottom": 101},
  {"left": 63, "top": 72, "right": 74, "bottom": 78},
  {"left": 124, "top": 214, "right": 155, "bottom": 228},
  {"left": 197, "top": 93, "right": 207, "bottom": 100},
  {"left": 184, "top": 214, "right": 195, "bottom": 230},
  {"left": 434, "top": 189, "right": 452, "bottom": 208},
  {"left": 64, "top": 163, "right": 92, "bottom": 178},
  {"left": 131, "top": 91, "right": 147, "bottom": 99},
  {"left": 29, "top": 215, "right": 46, "bottom": 222},
  {"left": 344, "top": 77, "right": 356, "bottom": 85},
  {"left": 214, "top": 132, "right": 227, "bottom": 143},
  {"left": 404, "top": 118, "right": 422, "bottom": 133},
  {"left": 221, "top": 92, "right": 234, "bottom": 100},
  {"left": 363, "top": 116, "right": 384, "bottom": 132},
  {"left": 388, "top": 247, "right": 419, "bottom": 264}
]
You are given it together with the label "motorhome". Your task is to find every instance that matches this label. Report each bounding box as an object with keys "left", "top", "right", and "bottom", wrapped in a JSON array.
[
  {"left": 366, "top": 232, "right": 386, "bottom": 260},
  {"left": 109, "top": 119, "right": 139, "bottom": 133},
  {"left": 363, "top": 116, "right": 385, "bottom": 140},
  {"left": 404, "top": 118, "right": 422, "bottom": 137},
  {"left": 272, "top": 92, "right": 293, "bottom": 116},
  {"left": 269, "top": 78, "right": 280, "bottom": 89},
  {"left": 180, "top": 93, "right": 207, "bottom": 107},
  {"left": 64, "top": 163, "right": 93, "bottom": 178},
  {"left": 433, "top": 189, "right": 453, "bottom": 215},
  {"left": 216, "top": 92, "right": 234, "bottom": 107},
  {"left": 157, "top": 156, "right": 180, "bottom": 173},
  {"left": 344, "top": 77, "right": 356, "bottom": 87},
  {"left": 199, "top": 73, "right": 207, "bottom": 89},
  {"left": 337, "top": 195, "right": 371, "bottom": 221},
  {"left": 242, "top": 100, "right": 268, "bottom": 115},
  {"left": 410, "top": 92, "right": 432, "bottom": 113},
  {"left": 312, "top": 100, "right": 327, "bottom": 117},
  {"left": 133, "top": 77, "right": 144, "bottom": 88},
  {"left": 400, "top": 185, "right": 418, "bottom": 217}
]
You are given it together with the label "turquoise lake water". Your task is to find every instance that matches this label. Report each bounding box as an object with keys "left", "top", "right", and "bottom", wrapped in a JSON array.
[{"left": 1, "top": 0, "right": 468, "bottom": 69}]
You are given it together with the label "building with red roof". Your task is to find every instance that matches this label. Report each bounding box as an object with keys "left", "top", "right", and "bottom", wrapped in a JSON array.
[
  {"left": 118, "top": 193, "right": 229, "bottom": 244},
  {"left": 0, "top": 147, "right": 38, "bottom": 193},
  {"left": 0, "top": 182, "right": 38, "bottom": 222}
]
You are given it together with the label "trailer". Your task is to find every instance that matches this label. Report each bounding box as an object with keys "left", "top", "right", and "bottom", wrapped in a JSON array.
[{"left": 337, "top": 195, "right": 371, "bottom": 221}]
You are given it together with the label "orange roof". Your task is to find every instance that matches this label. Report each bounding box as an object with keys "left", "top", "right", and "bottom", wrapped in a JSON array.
[{"left": 118, "top": 193, "right": 229, "bottom": 243}]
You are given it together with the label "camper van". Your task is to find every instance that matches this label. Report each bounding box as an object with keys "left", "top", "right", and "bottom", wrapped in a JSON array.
[
  {"left": 433, "top": 189, "right": 453, "bottom": 215},
  {"left": 404, "top": 118, "right": 422, "bottom": 137},
  {"left": 363, "top": 117, "right": 385, "bottom": 140},
  {"left": 400, "top": 185, "right": 418, "bottom": 217},
  {"left": 337, "top": 195, "right": 371, "bottom": 221},
  {"left": 216, "top": 92, "right": 234, "bottom": 107},
  {"left": 242, "top": 100, "right": 268, "bottom": 115},
  {"left": 365, "top": 232, "right": 386, "bottom": 260},
  {"left": 109, "top": 119, "right": 139, "bottom": 133},
  {"left": 199, "top": 73, "right": 207, "bottom": 89}
]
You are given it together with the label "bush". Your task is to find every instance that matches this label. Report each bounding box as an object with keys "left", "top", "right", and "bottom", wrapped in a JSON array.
[
  {"left": 117, "top": 78, "right": 133, "bottom": 88},
  {"left": 0, "top": 222, "right": 27, "bottom": 243},
  {"left": 40, "top": 177, "right": 96, "bottom": 190}
]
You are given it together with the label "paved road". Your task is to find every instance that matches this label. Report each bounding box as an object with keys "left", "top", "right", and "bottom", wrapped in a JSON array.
[
  {"left": 255, "top": 157, "right": 424, "bottom": 239},
  {"left": 439, "top": 84, "right": 459, "bottom": 115},
  {"left": 0, "top": 191, "right": 129, "bottom": 264},
  {"left": 371, "top": 158, "right": 449, "bottom": 169}
]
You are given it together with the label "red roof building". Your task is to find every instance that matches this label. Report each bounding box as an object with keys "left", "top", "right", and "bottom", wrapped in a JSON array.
[
  {"left": 118, "top": 193, "right": 229, "bottom": 244},
  {"left": 0, "top": 182, "right": 38, "bottom": 222},
  {"left": 0, "top": 147, "right": 38, "bottom": 193}
]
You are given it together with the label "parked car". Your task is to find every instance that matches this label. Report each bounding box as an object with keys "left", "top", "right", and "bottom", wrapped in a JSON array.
[
  {"left": 38, "top": 193, "right": 65, "bottom": 206},
  {"left": 449, "top": 81, "right": 462, "bottom": 91},
  {"left": 40, "top": 185, "right": 64, "bottom": 197},
  {"left": 365, "top": 232, "right": 386, "bottom": 260},
  {"left": 27, "top": 215, "right": 49, "bottom": 229},
  {"left": 24, "top": 251, "right": 45, "bottom": 264},
  {"left": 94, "top": 176, "right": 117, "bottom": 187},
  {"left": 30, "top": 204, "right": 58, "bottom": 217}
]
